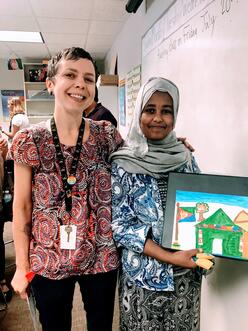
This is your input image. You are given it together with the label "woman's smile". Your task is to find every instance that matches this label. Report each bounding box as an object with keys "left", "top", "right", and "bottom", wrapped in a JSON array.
[
  {"left": 140, "top": 91, "right": 174, "bottom": 141},
  {"left": 67, "top": 93, "right": 87, "bottom": 103},
  {"left": 48, "top": 58, "right": 96, "bottom": 113}
]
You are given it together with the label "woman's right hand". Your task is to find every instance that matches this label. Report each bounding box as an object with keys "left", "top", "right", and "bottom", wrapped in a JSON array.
[
  {"left": 11, "top": 269, "right": 29, "bottom": 299},
  {"left": 171, "top": 249, "right": 198, "bottom": 269},
  {"left": 144, "top": 239, "right": 198, "bottom": 268}
]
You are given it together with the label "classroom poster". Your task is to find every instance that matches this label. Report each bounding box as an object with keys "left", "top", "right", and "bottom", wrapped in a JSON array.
[
  {"left": 7, "top": 58, "right": 23, "bottom": 70},
  {"left": 126, "top": 65, "right": 141, "bottom": 128},
  {"left": 0, "top": 90, "right": 25, "bottom": 120},
  {"left": 118, "top": 79, "right": 126, "bottom": 126}
]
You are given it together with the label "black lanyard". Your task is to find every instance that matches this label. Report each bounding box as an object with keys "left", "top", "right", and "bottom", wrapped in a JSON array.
[{"left": 51, "top": 117, "right": 85, "bottom": 213}]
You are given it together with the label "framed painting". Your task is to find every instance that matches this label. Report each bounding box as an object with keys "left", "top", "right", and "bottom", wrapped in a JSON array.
[{"left": 162, "top": 172, "right": 248, "bottom": 261}]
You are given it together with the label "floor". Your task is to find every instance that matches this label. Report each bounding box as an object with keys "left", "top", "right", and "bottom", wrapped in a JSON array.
[{"left": 0, "top": 222, "right": 120, "bottom": 331}]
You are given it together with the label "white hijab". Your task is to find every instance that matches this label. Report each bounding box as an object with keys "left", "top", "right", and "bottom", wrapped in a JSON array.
[{"left": 110, "top": 77, "right": 191, "bottom": 178}]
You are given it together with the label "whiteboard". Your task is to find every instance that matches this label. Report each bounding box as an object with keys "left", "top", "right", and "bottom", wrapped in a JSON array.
[{"left": 142, "top": 0, "right": 248, "bottom": 176}]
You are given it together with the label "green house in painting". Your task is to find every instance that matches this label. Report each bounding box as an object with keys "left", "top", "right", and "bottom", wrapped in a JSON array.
[{"left": 195, "top": 208, "right": 244, "bottom": 258}]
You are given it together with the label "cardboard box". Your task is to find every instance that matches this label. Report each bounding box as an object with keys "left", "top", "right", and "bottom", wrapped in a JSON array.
[{"left": 98, "top": 74, "right": 118, "bottom": 86}]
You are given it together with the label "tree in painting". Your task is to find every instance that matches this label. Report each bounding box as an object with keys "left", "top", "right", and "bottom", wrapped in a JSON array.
[{"left": 196, "top": 202, "right": 209, "bottom": 222}]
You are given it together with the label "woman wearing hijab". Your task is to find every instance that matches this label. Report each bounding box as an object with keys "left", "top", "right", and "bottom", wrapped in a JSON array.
[{"left": 111, "top": 77, "right": 202, "bottom": 331}]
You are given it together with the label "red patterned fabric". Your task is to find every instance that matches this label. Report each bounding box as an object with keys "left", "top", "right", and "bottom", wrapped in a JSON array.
[{"left": 9, "top": 120, "right": 123, "bottom": 279}]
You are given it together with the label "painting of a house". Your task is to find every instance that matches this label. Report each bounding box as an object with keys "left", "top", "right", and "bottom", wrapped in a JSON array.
[
  {"left": 195, "top": 208, "right": 243, "bottom": 258},
  {"left": 170, "top": 191, "right": 248, "bottom": 260},
  {"left": 234, "top": 211, "right": 248, "bottom": 258},
  {"left": 162, "top": 172, "right": 248, "bottom": 261}
]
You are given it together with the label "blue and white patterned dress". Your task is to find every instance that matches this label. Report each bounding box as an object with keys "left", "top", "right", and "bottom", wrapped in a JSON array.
[{"left": 112, "top": 157, "right": 202, "bottom": 331}]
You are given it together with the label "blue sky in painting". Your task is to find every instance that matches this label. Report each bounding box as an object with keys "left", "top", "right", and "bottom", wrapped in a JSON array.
[{"left": 176, "top": 190, "right": 248, "bottom": 209}]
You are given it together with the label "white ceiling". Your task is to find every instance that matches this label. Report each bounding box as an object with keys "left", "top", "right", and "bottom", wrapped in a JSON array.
[{"left": 0, "top": 0, "right": 129, "bottom": 61}]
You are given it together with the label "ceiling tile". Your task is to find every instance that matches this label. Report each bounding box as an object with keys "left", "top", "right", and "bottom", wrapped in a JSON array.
[
  {"left": 0, "top": 0, "right": 128, "bottom": 60},
  {"left": 6, "top": 42, "right": 50, "bottom": 59},
  {"left": 43, "top": 32, "right": 87, "bottom": 45},
  {"left": 0, "top": 0, "right": 33, "bottom": 16},
  {"left": 89, "top": 20, "right": 123, "bottom": 36},
  {"left": 87, "top": 44, "right": 110, "bottom": 53},
  {"left": 47, "top": 42, "right": 87, "bottom": 56},
  {"left": 30, "top": 0, "right": 94, "bottom": 20},
  {"left": 93, "top": 0, "right": 128, "bottom": 20},
  {"left": 86, "top": 34, "right": 114, "bottom": 48},
  {"left": 37, "top": 18, "right": 89, "bottom": 34},
  {"left": 0, "top": 15, "right": 39, "bottom": 31}
]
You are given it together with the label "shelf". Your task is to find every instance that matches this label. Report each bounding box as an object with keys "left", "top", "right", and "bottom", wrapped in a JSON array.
[
  {"left": 23, "top": 63, "right": 54, "bottom": 118},
  {"left": 28, "top": 115, "right": 52, "bottom": 118},
  {"left": 24, "top": 81, "right": 46, "bottom": 85},
  {"left": 28, "top": 115, "right": 52, "bottom": 124},
  {"left": 26, "top": 99, "right": 54, "bottom": 102}
]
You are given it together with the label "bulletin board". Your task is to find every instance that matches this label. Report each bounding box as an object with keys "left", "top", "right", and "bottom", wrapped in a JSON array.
[
  {"left": 118, "top": 79, "right": 126, "bottom": 126},
  {"left": 126, "top": 65, "right": 141, "bottom": 130},
  {"left": 142, "top": 0, "right": 248, "bottom": 176}
]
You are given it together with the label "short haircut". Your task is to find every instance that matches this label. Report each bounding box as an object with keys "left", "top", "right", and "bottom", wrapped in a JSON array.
[{"left": 47, "top": 47, "right": 99, "bottom": 81}]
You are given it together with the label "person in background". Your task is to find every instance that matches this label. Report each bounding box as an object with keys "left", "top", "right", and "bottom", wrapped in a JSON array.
[
  {"left": 83, "top": 85, "right": 118, "bottom": 127},
  {"left": 10, "top": 47, "right": 123, "bottom": 331},
  {"left": 1, "top": 97, "right": 29, "bottom": 141},
  {"left": 111, "top": 77, "right": 206, "bottom": 331},
  {"left": 0, "top": 135, "right": 12, "bottom": 303}
]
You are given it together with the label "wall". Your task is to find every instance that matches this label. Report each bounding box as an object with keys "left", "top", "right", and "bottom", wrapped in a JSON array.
[
  {"left": 105, "top": 1, "right": 248, "bottom": 331},
  {"left": 105, "top": 0, "right": 175, "bottom": 78},
  {"left": 0, "top": 59, "right": 24, "bottom": 123},
  {"left": 105, "top": 0, "right": 175, "bottom": 138},
  {"left": 98, "top": 85, "right": 118, "bottom": 125}
]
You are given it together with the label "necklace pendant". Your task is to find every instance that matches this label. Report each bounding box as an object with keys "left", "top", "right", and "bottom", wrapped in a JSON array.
[{"left": 67, "top": 175, "right": 76, "bottom": 185}]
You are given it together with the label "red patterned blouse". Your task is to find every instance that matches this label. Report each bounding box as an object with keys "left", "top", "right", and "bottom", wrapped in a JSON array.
[{"left": 9, "top": 120, "right": 123, "bottom": 280}]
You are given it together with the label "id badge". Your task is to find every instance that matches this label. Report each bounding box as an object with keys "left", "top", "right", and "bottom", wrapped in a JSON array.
[{"left": 60, "top": 225, "right": 77, "bottom": 249}]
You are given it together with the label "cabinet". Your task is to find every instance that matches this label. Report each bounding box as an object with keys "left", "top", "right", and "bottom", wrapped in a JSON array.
[{"left": 23, "top": 63, "right": 54, "bottom": 124}]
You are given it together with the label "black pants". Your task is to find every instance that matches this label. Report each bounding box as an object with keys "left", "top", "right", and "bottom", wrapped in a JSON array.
[
  {"left": 0, "top": 221, "right": 5, "bottom": 281},
  {"left": 31, "top": 269, "right": 118, "bottom": 331}
]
